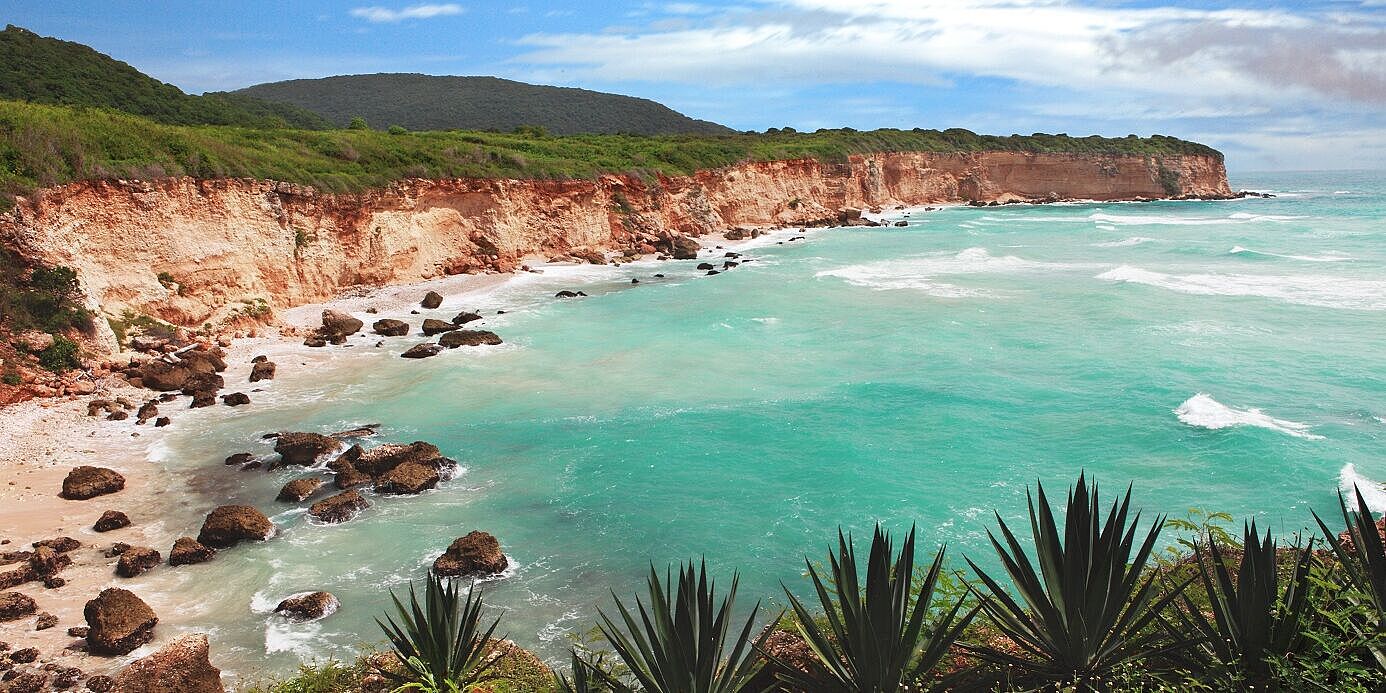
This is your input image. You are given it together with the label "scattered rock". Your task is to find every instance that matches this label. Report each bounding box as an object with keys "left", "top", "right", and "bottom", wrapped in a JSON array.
[
  {"left": 249, "top": 361, "right": 276, "bottom": 382},
  {"left": 893, "top": 220, "right": 908, "bottom": 227},
  {"left": 196, "top": 506, "right": 274, "bottom": 548},
  {"left": 451, "top": 312, "right": 482, "bottom": 325},
  {"left": 353, "top": 442, "right": 442, "bottom": 476},
  {"left": 225, "top": 452, "right": 255, "bottom": 466},
  {"left": 110, "top": 633, "right": 222, "bottom": 693},
  {"left": 104, "top": 543, "right": 131, "bottom": 558},
  {"left": 115, "top": 547, "right": 161, "bottom": 578},
  {"left": 9, "top": 646, "right": 37, "bottom": 663},
  {"left": 154, "top": 417, "right": 171, "bottom": 427},
  {"left": 86, "top": 675, "right": 114, "bottom": 692},
  {"left": 28, "top": 546, "right": 71, "bottom": 579},
  {"left": 439, "top": 330, "right": 502, "bottom": 348},
  {"left": 32, "top": 537, "right": 79, "bottom": 553},
  {"left": 303, "top": 336, "right": 327, "bottom": 348},
  {"left": 329, "top": 425, "right": 379, "bottom": 439},
  {"left": 221, "top": 392, "right": 250, "bottom": 406},
  {"left": 696, "top": 262, "right": 715, "bottom": 270},
  {"left": 669, "top": 235, "right": 701, "bottom": 260},
  {"left": 432, "top": 531, "right": 508, "bottom": 577},
  {"left": 34, "top": 612, "right": 57, "bottom": 630},
  {"left": 320, "top": 310, "right": 364, "bottom": 339},
  {"left": 421, "top": 291, "right": 443, "bottom": 309},
  {"left": 136, "top": 402, "right": 158, "bottom": 422},
  {"left": 332, "top": 466, "right": 373, "bottom": 490},
  {"left": 307, "top": 491, "right": 369, "bottom": 524},
  {"left": 84, "top": 588, "right": 158, "bottom": 655},
  {"left": 374, "top": 461, "right": 440, "bottom": 495},
  {"left": 93, "top": 511, "right": 130, "bottom": 532},
  {"left": 421, "top": 318, "right": 458, "bottom": 336},
  {"left": 106, "top": 410, "right": 128, "bottom": 421},
  {"left": 60, "top": 467, "right": 126, "bottom": 500},
  {"left": 400, "top": 343, "right": 443, "bottom": 359},
  {"left": 274, "top": 592, "right": 339, "bottom": 622},
  {"left": 168, "top": 538, "right": 214, "bottom": 567},
  {"left": 372, "top": 319, "right": 409, "bottom": 337},
  {"left": 0, "top": 592, "right": 37, "bottom": 621},
  {"left": 554, "top": 290, "right": 587, "bottom": 298},
  {"left": 273, "top": 432, "right": 343, "bottom": 466},
  {"left": 252, "top": 355, "right": 268, "bottom": 363},
  {"left": 276, "top": 477, "right": 325, "bottom": 503},
  {"left": 67, "top": 626, "right": 88, "bottom": 638}
]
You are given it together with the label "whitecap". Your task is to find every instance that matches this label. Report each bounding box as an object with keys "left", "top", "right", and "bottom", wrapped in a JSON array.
[
  {"left": 1339, "top": 464, "right": 1386, "bottom": 512},
  {"left": 819, "top": 247, "right": 1089, "bottom": 296},
  {"left": 1097, "top": 266, "right": 1386, "bottom": 311},
  {"left": 1088, "top": 212, "right": 1304, "bottom": 226},
  {"left": 1174, "top": 393, "right": 1323, "bottom": 440},
  {"left": 1227, "top": 246, "right": 1349, "bottom": 263},
  {"left": 1093, "top": 237, "right": 1156, "bottom": 248}
]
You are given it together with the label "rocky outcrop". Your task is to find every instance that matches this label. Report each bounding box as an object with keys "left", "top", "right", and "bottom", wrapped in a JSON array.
[
  {"left": 168, "top": 537, "right": 215, "bottom": 566},
  {"left": 0, "top": 591, "right": 37, "bottom": 621},
  {"left": 0, "top": 152, "right": 1229, "bottom": 339},
  {"left": 439, "top": 330, "right": 501, "bottom": 348},
  {"left": 274, "top": 591, "right": 339, "bottom": 621},
  {"left": 273, "top": 432, "right": 344, "bottom": 466},
  {"left": 277, "top": 477, "right": 326, "bottom": 502},
  {"left": 249, "top": 360, "right": 276, "bottom": 382},
  {"left": 84, "top": 588, "right": 158, "bottom": 655},
  {"left": 373, "top": 319, "right": 409, "bottom": 336},
  {"left": 111, "top": 633, "right": 223, "bottom": 693},
  {"left": 352, "top": 441, "right": 441, "bottom": 476},
  {"left": 307, "top": 490, "right": 369, "bottom": 524},
  {"left": 59, "top": 466, "right": 125, "bottom": 500},
  {"left": 432, "top": 531, "right": 508, "bottom": 577},
  {"left": 196, "top": 505, "right": 274, "bottom": 548},
  {"left": 115, "top": 547, "right": 161, "bottom": 578},
  {"left": 374, "top": 461, "right": 440, "bottom": 495}
]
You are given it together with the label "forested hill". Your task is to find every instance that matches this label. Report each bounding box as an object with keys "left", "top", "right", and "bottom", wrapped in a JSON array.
[
  {"left": 0, "top": 24, "right": 329, "bottom": 129},
  {"left": 234, "top": 74, "right": 735, "bottom": 136}
]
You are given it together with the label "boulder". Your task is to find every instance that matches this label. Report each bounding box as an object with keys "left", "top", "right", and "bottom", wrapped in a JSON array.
[
  {"left": 29, "top": 546, "right": 71, "bottom": 579},
  {"left": 33, "top": 536, "right": 79, "bottom": 553},
  {"left": 401, "top": 343, "right": 443, "bottom": 359},
  {"left": 554, "top": 290, "right": 587, "bottom": 298},
  {"left": 0, "top": 592, "right": 36, "bottom": 621},
  {"left": 372, "top": 319, "right": 409, "bottom": 337},
  {"left": 353, "top": 442, "right": 442, "bottom": 476},
  {"left": 115, "top": 547, "right": 161, "bottom": 578},
  {"left": 696, "top": 262, "right": 714, "bottom": 270},
  {"left": 86, "top": 676, "right": 115, "bottom": 692},
  {"left": 724, "top": 228, "right": 750, "bottom": 240},
  {"left": 84, "top": 588, "right": 158, "bottom": 655},
  {"left": 221, "top": 392, "right": 250, "bottom": 406},
  {"left": 432, "top": 531, "right": 508, "bottom": 577},
  {"left": 320, "top": 310, "right": 363, "bottom": 338},
  {"left": 374, "top": 461, "right": 440, "bottom": 495},
  {"left": 136, "top": 402, "right": 158, "bottom": 422},
  {"left": 670, "top": 235, "right": 701, "bottom": 260},
  {"left": 111, "top": 633, "right": 222, "bottom": 693},
  {"left": 421, "top": 291, "right": 444, "bottom": 309},
  {"left": 196, "top": 505, "right": 274, "bottom": 548},
  {"left": 249, "top": 361, "right": 276, "bottom": 382},
  {"left": 94, "top": 511, "right": 131, "bottom": 533},
  {"left": 168, "top": 538, "right": 214, "bottom": 567},
  {"left": 303, "top": 336, "right": 327, "bottom": 348},
  {"left": 135, "top": 360, "right": 190, "bottom": 392},
  {"left": 439, "top": 330, "right": 502, "bottom": 348},
  {"left": 421, "top": 318, "right": 459, "bottom": 336},
  {"left": 274, "top": 592, "right": 339, "bottom": 621},
  {"left": 108, "top": 410, "right": 130, "bottom": 421},
  {"left": 273, "top": 432, "right": 343, "bottom": 466},
  {"left": 34, "top": 611, "right": 57, "bottom": 630},
  {"left": 277, "top": 477, "right": 325, "bottom": 503},
  {"left": 333, "top": 466, "right": 373, "bottom": 490},
  {"left": 224, "top": 452, "right": 255, "bottom": 466},
  {"left": 155, "top": 417, "right": 171, "bottom": 427},
  {"left": 60, "top": 466, "right": 125, "bottom": 500},
  {"left": 307, "top": 491, "right": 369, "bottom": 524},
  {"left": 181, "top": 349, "right": 228, "bottom": 374},
  {"left": 451, "top": 312, "right": 482, "bottom": 325}
]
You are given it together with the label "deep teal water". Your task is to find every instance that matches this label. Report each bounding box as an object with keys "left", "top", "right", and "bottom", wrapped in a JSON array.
[{"left": 140, "top": 170, "right": 1386, "bottom": 676}]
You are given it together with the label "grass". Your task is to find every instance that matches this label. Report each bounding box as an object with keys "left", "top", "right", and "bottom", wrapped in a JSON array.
[{"left": 0, "top": 99, "right": 1222, "bottom": 210}]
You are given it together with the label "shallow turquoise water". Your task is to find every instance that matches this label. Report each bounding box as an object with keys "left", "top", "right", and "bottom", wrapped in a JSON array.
[{"left": 144, "top": 170, "right": 1386, "bottom": 676}]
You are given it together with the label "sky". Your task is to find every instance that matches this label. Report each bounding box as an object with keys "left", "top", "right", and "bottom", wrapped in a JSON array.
[{"left": 7, "top": 1, "right": 1386, "bottom": 171}]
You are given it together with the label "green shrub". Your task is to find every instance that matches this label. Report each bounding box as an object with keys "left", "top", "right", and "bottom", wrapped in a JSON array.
[
  {"left": 347, "top": 116, "right": 369, "bottom": 130},
  {"left": 1, "top": 370, "right": 19, "bottom": 386},
  {"left": 156, "top": 271, "right": 175, "bottom": 287},
  {"left": 377, "top": 574, "right": 500, "bottom": 689},
  {"left": 38, "top": 333, "right": 80, "bottom": 372},
  {"left": 388, "top": 125, "right": 408, "bottom": 135}
]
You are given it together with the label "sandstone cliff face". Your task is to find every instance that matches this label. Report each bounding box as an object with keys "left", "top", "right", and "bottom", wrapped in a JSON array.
[{"left": 0, "top": 151, "right": 1228, "bottom": 334}]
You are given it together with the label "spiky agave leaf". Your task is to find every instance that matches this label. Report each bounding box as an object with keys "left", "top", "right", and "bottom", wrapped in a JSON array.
[
  {"left": 1165, "top": 521, "right": 1316, "bottom": 682},
  {"left": 375, "top": 574, "right": 501, "bottom": 688},
  {"left": 556, "top": 648, "right": 617, "bottom": 693},
  {"left": 964, "top": 472, "right": 1193, "bottom": 688},
  {"left": 596, "top": 560, "right": 765, "bottom": 693},
  {"left": 1312, "top": 485, "right": 1386, "bottom": 672},
  {"left": 778, "top": 524, "right": 976, "bottom": 692}
]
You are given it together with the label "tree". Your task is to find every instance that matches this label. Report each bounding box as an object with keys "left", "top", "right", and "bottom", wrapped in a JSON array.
[{"left": 348, "top": 116, "right": 369, "bottom": 130}]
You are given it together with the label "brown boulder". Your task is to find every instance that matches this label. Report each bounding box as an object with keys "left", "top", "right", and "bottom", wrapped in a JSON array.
[
  {"left": 136, "top": 401, "right": 158, "bottom": 422},
  {"left": 221, "top": 392, "right": 250, "bottom": 406},
  {"left": 84, "top": 588, "right": 158, "bottom": 655},
  {"left": 321, "top": 310, "right": 364, "bottom": 338},
  {"left": 432, "top": 531, "right": 508, "bottom": 577},
  {"left": 307, "top": 490, "right": 369, "bottom": 524},
  {"left": 33, "top": 536, "right": 80, "bottom": 553},
  {"left": 115, "top": 547, "right": 161, "bottom": 578},
  {"left": 274, "top": 591, "right": 339, "bottom": 621},
  {"left": 34, "top": 611, "right": 57, "bottom": 630},
  {"left": 372, "top": 319, "right": 409, "bottom": 337},
  {"left": 29, "top": 546, "right": 71, "bottom": 578},
  {"left": 374, "top": 461, "right": 440, "bottom": 495},
  {"left": 249, "top": 361, "right": 277, "bottom": 382},
  {"left": 0, "top": 591, "right": 37, "bottom": 621},
  {"left": 452, "top": 312, "right": 482, "bottom": 325},
  {"left": 274, "top": 432, "right": 344, "bottom": 466},
  {"left": 421, "top": 291, "right": 443, "bottom": 309},
  {"left": 670, "top": 235, "right": 701, "bottom": 259},
  {"left": 277, "top": 477, "right": 326, "bottom": 502},
  {"left": 168, "top": 538, "right": 215, "bottom": 566},
  {"left": 439, "top": 330, "right": 502, "bottom": 348},
  {"left": 401, "top": 343, "right": 443, "bottom": 359},
  {"left": 353, "top": 442, "right": 442, "bottom": 476},
  {"left": 421, "top": 318, "right": 458, "bottom": 336},
  {"left": 196, "top": 505, "right": 274, "bottom": 548},
  {"left": 111, "top": 633, "right": 222, "bottom": 693},
  {"left": 94, "top": 510, "right": 130, "bottom": 532},
  {"left": 60, "top": 466, "right": 125, "bottom": 500}
]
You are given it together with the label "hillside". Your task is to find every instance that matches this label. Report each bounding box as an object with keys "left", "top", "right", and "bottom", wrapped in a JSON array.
[
  {"left": 0, "top": 24, "right": 328, "bottom": 129},
  {"left": 235, "top": 74, "right": 735, "bottom": 136}
]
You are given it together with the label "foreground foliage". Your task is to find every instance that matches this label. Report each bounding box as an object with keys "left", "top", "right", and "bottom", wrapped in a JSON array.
[{"left": 376, "top": 574, "right": 500, "bottom": 690}]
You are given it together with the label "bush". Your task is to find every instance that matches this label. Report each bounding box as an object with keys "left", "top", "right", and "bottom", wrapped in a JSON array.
[
  {"left": 38, "top": 334, "right": 80, "bottom": 372},
  {"left": 1, "top": 370, "right": 19, "bottom": 386},
  {"left": 347, "top": 116, "right": 369, "bottom": 130},
  {"left": 388, "top": 125, "right": 408, "bottom": 135}
]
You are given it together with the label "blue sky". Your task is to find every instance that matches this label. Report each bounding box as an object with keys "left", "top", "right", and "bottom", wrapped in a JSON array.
[{"left": 8, "top": 1, "right": 1385, "bottom": 171}]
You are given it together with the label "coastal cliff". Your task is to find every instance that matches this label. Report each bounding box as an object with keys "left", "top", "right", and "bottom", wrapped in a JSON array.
[{"left": 0, "top": 151, "right": 1230, "bottom": 335}]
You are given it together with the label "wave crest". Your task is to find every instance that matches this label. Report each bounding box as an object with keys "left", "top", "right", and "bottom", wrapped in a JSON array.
[
  {"left": 1174, "top": 393, "right": 1323, "bottom": 440},
  {"left": 1098, "top": 266, "right": 1386, "bottom": 311}
]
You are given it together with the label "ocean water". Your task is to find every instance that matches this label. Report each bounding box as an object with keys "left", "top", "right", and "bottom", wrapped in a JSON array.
[{"left": 138, "top": 170, "right": 1386, "bottom": 677}]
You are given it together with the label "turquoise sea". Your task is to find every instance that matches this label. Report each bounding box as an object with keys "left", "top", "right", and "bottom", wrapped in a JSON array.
[{"left": 140, "top": 170, "right": 1386, "bottom": 677}]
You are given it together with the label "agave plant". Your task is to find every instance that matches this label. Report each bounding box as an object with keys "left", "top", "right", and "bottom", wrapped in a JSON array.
[
  {"left": 778, "top": 524, "right": 975, "bottom": 692},
  {"left": 1313, "top": 485, "right": 1386, "bottom": 671},
  {"left": 965, "top": 473, "right": 1191, "bottom": 688},
  {"left": 556, "top": 649, "right": 614, "bottom": 693},
  {"left": 376, "top": 573, "right": 501, "bottom": 690},
  {"left": 595, "top": 561, "right": 765, "bottom": 693},
  {"left": 1165, "top": 521, "right": 1316, "bottom": 682}
]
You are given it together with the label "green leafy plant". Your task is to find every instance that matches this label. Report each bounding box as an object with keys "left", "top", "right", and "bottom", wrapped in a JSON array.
[
  {"left": 555, "top": 649, "right": 610, "bottom": 693},
  {"left": 964, "top": 473, "right": 1190, "bottom": 689},
  {"left": 38, "top": 334, "right": 81, "bottom": 372},
  {"left": 375, "top": 574, "right": 501, "bottom": 690},
  {"left": 595, "top": 560, "right": 765, "bottom": 693},
  {"left": 1165, "top": 522, "right": 1316, "bottom": 684},
  {"left": 779, "top": 524, "right": 976, "bottom": 692},
  {"left": 348, "top": 116, "right": 370, "bottom": 130},
  {"left": 1, "top": 370, "right": 20, "bottom": 386},
  {"left": 388, "top": 125, "right": 409, "bottom": 135},
  {"left": 1314, "top": 486, "right": 1386, "bottom": 672}
]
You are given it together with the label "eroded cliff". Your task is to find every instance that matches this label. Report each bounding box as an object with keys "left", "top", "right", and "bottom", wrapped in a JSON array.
[{"left": 1, "top": 151, "right": 1229, "bottom": 335}]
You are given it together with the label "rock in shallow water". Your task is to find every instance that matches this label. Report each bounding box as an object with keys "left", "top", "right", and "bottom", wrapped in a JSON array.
[
  {"left": 421, "top": 318, "right": 458, "bottom": 336},
  {"left": 0, "top": 591, "right": 37, "bottom": 621},
  {"left": 432, "top": 531, "right": 508, "bottom": 578},
  {"left": 196, "top": 506, "right": 274, "bottom": 548},
  {"left": 273, "top": 432, "right": 343, "bottom": 466},
  {"left": 115, "top": 547, "right": 161, "bottom": 578},
  {"left": 168, "top": 537, "right": 215, "bottom": 566},
  {"left": 85, "top": 587, "right": 158, "bottom": 655},
  {"left": 111, "top": 632, "right": 222, "bottom": 692},
  {"left": 400, "top": 343, "right": 443, "bottom": 359},
  {"left": 439, "top": 330, "right": 502, "bottom": 348},
  {"left": 276, "top": 477, "right": 325, "bottom": 503},
  {"left": 372, "top": 319, "right": 409, "bottom": 337},
  {"left": 93, "top": 511, "right": 130, "bottom": 532},
  {"left": 59, "top": 466, "right": 125, "bottom": 500},
  {"left": 274, "top": 591, "right": 339, "bottom": 621},
  {"left": 307, "top": 491, "right": 369, "bottom": 524},
  {"left": 421, "top": 291, "right": 443, "bottom": 309}
]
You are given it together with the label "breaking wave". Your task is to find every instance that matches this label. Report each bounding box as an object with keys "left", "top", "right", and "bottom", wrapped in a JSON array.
[
  {"left": 1175, "top": 393, "right": 1323, "bottom": 440},
  {"left": 816, "top": 247, "right": 1079, "bottom": 296},
  {"left": 1097, "top": 266, "right": 1386, "bottom": 310},
  {"left": 1093, "top": 236, "right": 1157, "bottom": 248},
  {"left": 1339, "top": 464, "right": 1386, "bottom": 512},
  {"left": 1229, "top": 246, "right": 1350, "bottom": 262}
]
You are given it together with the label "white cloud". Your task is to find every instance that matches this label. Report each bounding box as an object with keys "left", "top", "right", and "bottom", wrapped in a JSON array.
[{"left": 350, "top": 3, "right": 464, "bottom": 23}]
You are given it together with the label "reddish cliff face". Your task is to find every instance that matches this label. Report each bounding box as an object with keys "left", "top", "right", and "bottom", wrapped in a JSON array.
[{"left": 0, "top": 151, "right": 1228, "bottom": 336}]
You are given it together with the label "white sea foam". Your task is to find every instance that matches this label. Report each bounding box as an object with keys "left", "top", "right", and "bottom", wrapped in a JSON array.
[
  {"left": 816, "top": 247, "right": 1078, "bottom": 296},
  {"left": 1097, "top": 266, "right": 1386, "bottom": 310},
  {"left": 1088, "top": 212, "right": 1305, "bottom": 226},
  {"left": 1339, "top": 464, "right": 1386, "bottom": 512},
  {"left": 1228, "top": 246, "right": 1349, "bottom": 262},
  {"left": 1093, "top": 236, "right": 1157, "bottom": 248},
  {"left": 1174, "top": 393, "right": 1323, "bottom": 440}
]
